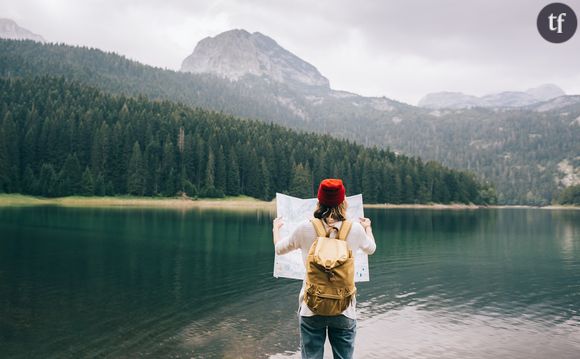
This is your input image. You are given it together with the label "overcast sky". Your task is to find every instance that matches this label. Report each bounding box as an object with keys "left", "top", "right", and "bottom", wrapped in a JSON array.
[{"left": 3, "top": 0, "right": 580, "bottom": 104}]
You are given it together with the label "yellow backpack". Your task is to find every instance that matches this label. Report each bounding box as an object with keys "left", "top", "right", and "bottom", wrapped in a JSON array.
[{"left": 304, "top": 218, "right": 356, "bottom": 316}]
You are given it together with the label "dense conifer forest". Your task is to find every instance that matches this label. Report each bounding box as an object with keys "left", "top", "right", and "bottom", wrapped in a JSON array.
[
  {"left": 1, "top": 40, "right": 577, "bottom": 204},
  {"left": 0, "top": 77, "right": 495, "bottom": 203}
]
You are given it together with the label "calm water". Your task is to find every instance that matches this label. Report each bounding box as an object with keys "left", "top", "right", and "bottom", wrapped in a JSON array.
[{"left": 0, "top": 206, "right": 579, "bottom": 358}]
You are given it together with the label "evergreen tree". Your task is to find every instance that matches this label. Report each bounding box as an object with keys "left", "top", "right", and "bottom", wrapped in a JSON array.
[
  {"left": 403, "top": 174, "right": 415, "bottom": 203},
  {"left": 241, "top": 148, "right": 261, "bottom": 198},
  {"left": 22, "top": 166, "right": 37, "bottom": 194},
  {"left": 215, "top": 146, "right": 226, "bottom": 193},
  {"left": 81, "top": 167, "right": 94, "bottom": 196},
  {"left": 127, "top": 142, "right": 145, "bottom": 196},
  {"left": 200, "top": 149, "right": 224, "bottom": 197},
  {"left": 226, "top": 150, "right": 241, "bottom": 196},
  {"left": 38, "top": 163, "right": 58, "bottom": 197},
  {"left": 203, "top": 149, "right": 215, "bottom": 192},
  {"left": 260, "top": 158, "right": 271, "bottom": 200},
  {"left": 1, "top": 112, "right": 20, "bottom": 192},
  {"left": 144, "top": 139, "right": 161, "bottom": 195},
  {"left": 362, "top": 157, "right": 378, "bottom": 203},
  {"left": 160, "top": 136, "right": 176, "bottom": 196},
  {"left": 289, "top": 163, "right": 312, "bottom": 198},
  {"left": 94, "top": 173, "right": 105, "bottom": 196},
  {"left": 59, "top": 153, "right": 82, "bottom": 196}
]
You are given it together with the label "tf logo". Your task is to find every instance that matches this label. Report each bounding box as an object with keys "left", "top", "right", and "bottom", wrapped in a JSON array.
[{"left": 537, "top": 3, "right": 577, "bottom": 43}]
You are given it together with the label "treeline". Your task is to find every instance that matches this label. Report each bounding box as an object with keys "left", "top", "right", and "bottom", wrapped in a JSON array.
[
  {"left": 388, "top": 107, "right": 580, "bottom": 205},
  {"left": 1, "top": 40, "right": 574, "bottom": 205},
  {"left": 0, "top": 39, "right": 291, "bottom": 125},
  {"left": 558, "top": 185, "right": 580, "bottom": 205},
  {"left": 0, "top": 77, "right": 495, "bottom": 204}
]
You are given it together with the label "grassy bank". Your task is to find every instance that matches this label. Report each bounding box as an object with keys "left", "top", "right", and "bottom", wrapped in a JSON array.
[
  {"left": 0, "top": 194, "right": 275, "bottom": 210},
  {"left": 0, "top": 194, "right": 577, "bottom": 210}
]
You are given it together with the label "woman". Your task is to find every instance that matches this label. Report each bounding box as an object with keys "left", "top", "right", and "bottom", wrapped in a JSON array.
[{"left": 273, "top": 178, "right": 376, "bottom": 359}]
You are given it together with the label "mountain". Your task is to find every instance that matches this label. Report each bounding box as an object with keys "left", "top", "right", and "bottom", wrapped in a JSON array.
[
  {"left": 526, "top": 84, "right": 566, "bottom": 101},
  {"left": 419, "top": 84, "right": 566, "bottom": 109},
  {"left": 181, "top": 29, "right": 329, "bottom": 90},
  {"left": 1, "top": 38, "right": 578, "bottom": 205},
  {"left": 416, "top": 92, "right": 481, "bottom": 109},
  {"left": 180, "top": 30, "right": 412, "bottom": 126},
  {"left": 0, "top": 18, "right": 45, "bottom": 43}
]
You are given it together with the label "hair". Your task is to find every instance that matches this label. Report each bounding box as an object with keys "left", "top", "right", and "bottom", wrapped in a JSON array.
[{"left": 313, "top": 201, "right": 347, "bottom": 222}]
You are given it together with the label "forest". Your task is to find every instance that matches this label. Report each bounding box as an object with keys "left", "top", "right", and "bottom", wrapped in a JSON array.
[
  {"left": 1, "top": 39, "right": 577, "bottom": 205},
  {"left": 0, "top": 77, "right": 495, "bottom": 204}
]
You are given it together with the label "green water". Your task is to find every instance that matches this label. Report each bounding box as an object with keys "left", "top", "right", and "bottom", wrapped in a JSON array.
[{"left": 0, "top": 207, "right": 579, "bottom": 358}]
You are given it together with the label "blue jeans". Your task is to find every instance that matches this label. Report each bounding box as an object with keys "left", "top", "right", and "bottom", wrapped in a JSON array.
[{"left": 299, "top": 315, "right": 357, "bottom": 359}]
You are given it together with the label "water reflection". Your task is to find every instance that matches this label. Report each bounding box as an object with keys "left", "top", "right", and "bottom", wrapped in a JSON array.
[{"left": 0, "top": 207, "right": 579, "bottom": 358}]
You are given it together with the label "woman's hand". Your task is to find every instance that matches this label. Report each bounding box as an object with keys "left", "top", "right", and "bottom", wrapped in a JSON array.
[
  {"left": 359, "top": 217, "right": 372, "bottom": 230},
  {"left": 273, "top": 216, "right": 284, "bottom": 231},
  {"left": 272, "top": 217, "right": 284, "bottom": 245}
]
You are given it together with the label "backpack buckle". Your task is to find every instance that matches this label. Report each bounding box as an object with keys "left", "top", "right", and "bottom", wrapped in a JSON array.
[{"left": 325, "top": 268, "right": 336, "bottom": 282}]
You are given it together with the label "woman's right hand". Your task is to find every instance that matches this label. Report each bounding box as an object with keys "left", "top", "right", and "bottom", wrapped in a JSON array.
[
  {"left": 273, "top": 216, "right": 284, "bottom": 231},
  {"left": 359, "top": 217, "right": 372, "bottom": 230}
]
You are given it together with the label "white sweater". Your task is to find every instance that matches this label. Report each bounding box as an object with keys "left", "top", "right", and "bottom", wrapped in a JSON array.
[{"left": 275, "top": 219, "right": 376, "bottom": 319}]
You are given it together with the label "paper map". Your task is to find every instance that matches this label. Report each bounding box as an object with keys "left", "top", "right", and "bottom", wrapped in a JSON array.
[{"left": 273, "top": 193, "right": 370, "bottom": 282}]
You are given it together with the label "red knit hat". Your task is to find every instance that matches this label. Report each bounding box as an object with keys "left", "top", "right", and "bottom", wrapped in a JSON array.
[{"left": 317, "top": 179, "right": 346, "bottom": 207}]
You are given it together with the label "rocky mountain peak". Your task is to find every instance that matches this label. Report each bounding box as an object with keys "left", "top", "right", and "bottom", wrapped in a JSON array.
[
  {"left": 180, "top": 29, "right": 330, "bottom": 89},
  {"left": 0, "top": 18, "right": 45, "bottom": 43},
  {"left": 525, "top": 84, "right": 565, "bottom": 101}
]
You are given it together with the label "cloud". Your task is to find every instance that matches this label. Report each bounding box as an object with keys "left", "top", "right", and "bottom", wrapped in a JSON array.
[{"left": 2, "top": 0, "right": 579, "bottom": 104}]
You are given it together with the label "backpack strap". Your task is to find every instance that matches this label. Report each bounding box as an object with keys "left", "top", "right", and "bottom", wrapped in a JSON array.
[
  {"left": 311, "top": 218, "right": 327, "bottom": 237},
  {"left": 337, "top": 220, "right": 352, "bottom": 240}
]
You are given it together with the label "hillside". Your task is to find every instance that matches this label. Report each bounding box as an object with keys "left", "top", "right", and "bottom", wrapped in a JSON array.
[
  {"left": 1, "top": 39, "right": 577, "bottom": 204},
  {"left": 0, "top": 76, "right": 493, "bottom": 204}
]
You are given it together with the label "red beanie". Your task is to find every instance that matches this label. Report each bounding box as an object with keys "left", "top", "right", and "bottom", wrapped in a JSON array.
[{"left": 317, "top": 179, "right": 346, "bottom": 207}]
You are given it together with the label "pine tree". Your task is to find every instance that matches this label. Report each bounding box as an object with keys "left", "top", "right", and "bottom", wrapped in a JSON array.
[
  {"left": 91, "top": 122, "right": 108, "bottom": 176},
  {"left": 1, "top": 112, "right": 21, "bottom": 192},
  {"left": 160, "top": 136, "right": 176, "bottom": 196},
  {"left": 23, "top": 165, "right": 37, "bottom": 194},
  {"left": 59, "top": 153, "right": 82, "bottom": 196},
  {"left": 127, "top": 142, "right": 145, "bottom": 196},
  {"left": 362, "top": 158, "right": 378, "bottom": 203},
  {"left": 144, "top": 139, "right": 161, "bottom": 195},
  {"left": 260, "top": 158, "right": 271, "bottom": 200},
  {"left": 94, "top": 173, "right": 105, "bottom": 196},
  {"left": 391, "top": 173, "right": 402, "bottom": 204},
  {"left": 38, "top": 163, "right": 58, "bottom": 197},
  {"left": 226, "top": 150, "right": 241, "bottom": 196},
  {"left": 241, "top": 148, "right": 260, "bottom": 198},
  {"left": 215, "top": 146, "right": 226, "bottom": 193},
  {"left": 199, "top": 148, "right": 223, "bottom": 198},
  {"left": 403, "top": 174, "right": 414, "bottom": 203},
  {"left": 81, "top": 167, "right": 94, "bottom": 196},
  {"left": 289, "top": 163, "right": 312, "bottom": 198},
  {"left": 203, "top": 149, "right": 215, "bottom": 192}
]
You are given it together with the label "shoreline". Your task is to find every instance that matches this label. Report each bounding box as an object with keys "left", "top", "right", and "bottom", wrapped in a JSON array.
[
  {"left": 0, "top": 194, "right": 577, "bottom": 210},
  {"left": 0, "top": 194, "right": 276, "bottom": 210}
]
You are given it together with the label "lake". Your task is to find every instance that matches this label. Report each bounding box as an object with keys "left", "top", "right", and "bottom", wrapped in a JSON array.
[{"left": 0, "top": 206, "right": 579, "bottom": 358}]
